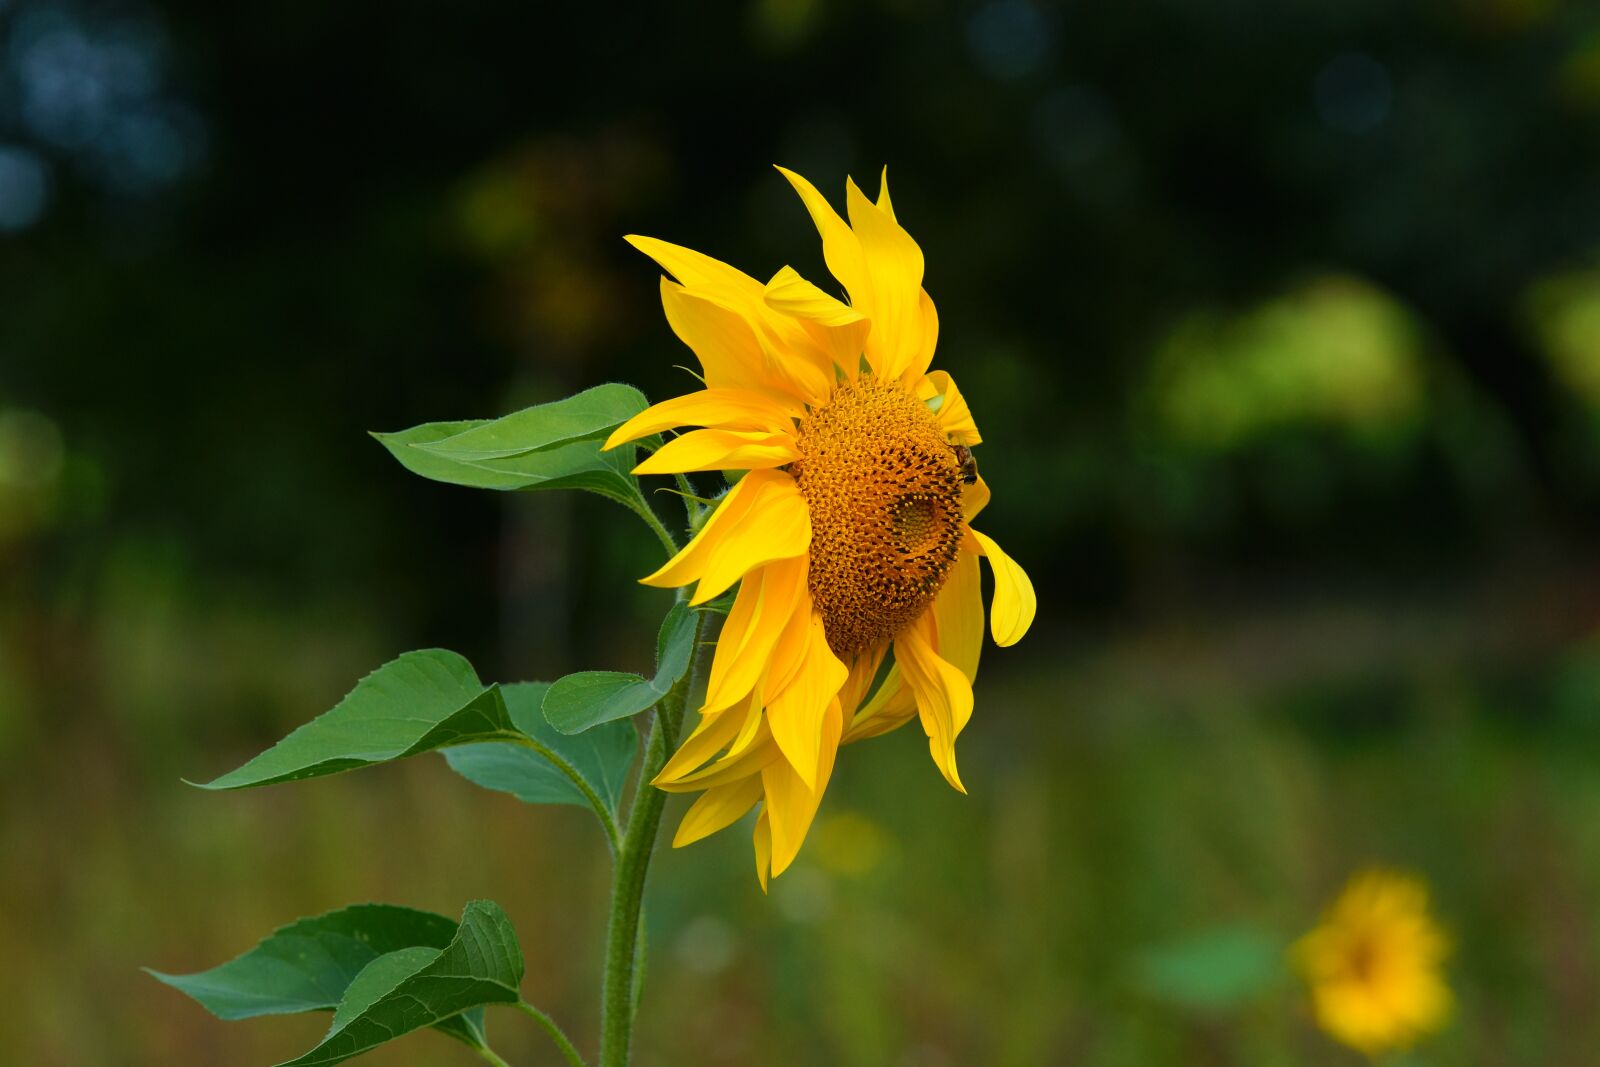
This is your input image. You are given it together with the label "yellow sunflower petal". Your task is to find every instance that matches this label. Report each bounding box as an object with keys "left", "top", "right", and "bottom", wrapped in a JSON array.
[
  {"left": 933, "top": 548, "right": 983, "bottom": 682},
  {"left": 753, "top": 809, "right": 773, "bottom": 893},
  {"left": 914, "top": 288, "right": 940, "bottom": 382},
  {"left": 775, "top": 166, "right": 869, "bottom": 311},
  {"left": 763, "top": 610, "right": 848, "bottom": 789},
  {"left": 760, "top": 696, "right": 843, "bottom": 878},
  {"left": 626, "top": 234, "right": 763, "bottom": 304},
  {"left": 604, "top": 388, "right": 798, "bottom": 449},
  {"left": 660, "top": 280, "right": 814, "bottom": 401},
  {"left": 961, "top": 475, "right": 991, "bottom": 521},
  {"left": 634, "top": 236, "right": 833, "bottom": 404},
  {"left": 687, "top": 481, "right": 808, "bottom": 605},
  {"left": 763, "top": 264, "right": 871, "bottom": 378},
  {"left": 843, "top": 664, "right": 917, "bottom": 743},
  {"left": 654, "top": 696, "right": 749, "bottom": 788},
  {"left": 894, "top": 616, "right": 973, "bottom": 794},
  {"left": 760, "top": 589, "right": 816, "bottom": 700},
  {"left": 876, "top": 165, "right": 895, "bottom": 219},
  {"left": 672, "top": 774, "right": 765, "bottom": 847},
  {"left": 967, "top": 528, "right": 1036, "bottom": 647},
  {"left": 844, "top": 177, "right": 925, "bottom": 381},
  {"left": 643, "top": 470, "right": 806, "bottom": 598},
  {"left": 702, "top": 556, "right": 808, "bottom": 713},
  {"left": 919, "top": 370, "right": 981, "bottom": 445},
  {"left": 632, "top": 427, "right": 798, "bottom": 476},
  {"left": 837, "top": 646, "right": 886, "bottom": 722},
  {"left": 657, "top": 692, "right": 781, "bottom": 794},
  {"left": 668, "top": 732, "right": 780, "bottom": 792},
  {"left": 764, "top": 265, "right": 866, "bottom": 327}
]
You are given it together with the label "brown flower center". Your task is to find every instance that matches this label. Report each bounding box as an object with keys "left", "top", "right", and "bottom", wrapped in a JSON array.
[{"left": 792, "top": 374, "right": 966, "bottom": 658}]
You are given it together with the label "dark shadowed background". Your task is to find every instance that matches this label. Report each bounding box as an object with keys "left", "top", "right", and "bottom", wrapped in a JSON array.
[{"left": 3, "top": 0, "right": 1600, "bottom": 1063}]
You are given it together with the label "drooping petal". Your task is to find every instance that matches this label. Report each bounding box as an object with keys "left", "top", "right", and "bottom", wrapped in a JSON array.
[
  {"left": 753, "top": 810, "right": 773, "bottom": 893},
  {"left": 661, "top": 731, "right": 781, "bottom": 792},
  {"left": 966, "top": 527, "right": 1036, "bottom": 646},
  {"left": 656, "top": 692, "right": 781, "bottom": 794},
  {"left": 837, "top": 646, "right": 886, "bottom": 722},
  {"left": 672, "top": 774, "right": 765, "bottom": 847},
  {"left": 961, "top": 475, "right": 991, "bottom": 522},
  {"left": 604, "top": 388, "right": 798, "bottom": 449},
  {"left": 760, "top": 696, "right": 843, "bottom": 878},
  {"left": 701, "top": 556, "right": 808, "bottom": 713},
  {"left": 631, "top": 427, "right": 798, "bottom": 476},
  {"left": 845, "top": 177, "right": 925, "bottom": 381},
  {"left": 640, "top": 470, "right": 807, "bottom": 603},
  {"left": 933, "top": 548, "right": 984, "bottom": 682},
  {"left": 843, "top": 664, "right": 917, "bottom": 743},
  {"left": 763, "top": 610, "right": 848, "bottom": 789},
  {"left": 895, "top": 616, "right": 974, "bottom": 793},
  {"left": 759, "top": 588, "right": 816, "bottom": 701},
  {"left": 654, "top": 695, "right": 749, "bottom": 789}
]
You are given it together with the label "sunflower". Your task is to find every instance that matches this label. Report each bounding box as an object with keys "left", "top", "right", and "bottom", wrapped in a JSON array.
[
  {"left": 603, "top": 167, "right": 1036, "bottom": 887},
  {"left": 1292, "top": 869, "right": 1452, "bottom": 1057}
]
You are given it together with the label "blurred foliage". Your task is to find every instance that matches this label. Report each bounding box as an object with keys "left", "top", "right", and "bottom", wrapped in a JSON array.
[{"left": 1, "top": 0, "right": 1599, "bottom": 1062}]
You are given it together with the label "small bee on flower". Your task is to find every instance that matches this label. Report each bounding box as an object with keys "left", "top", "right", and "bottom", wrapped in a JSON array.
[
  {"left": 604, "top": 167, "right": 1036, "bottom": 886},
  {"left": 1293, "top": 868, "right": 1452, "bottom": 1057}
]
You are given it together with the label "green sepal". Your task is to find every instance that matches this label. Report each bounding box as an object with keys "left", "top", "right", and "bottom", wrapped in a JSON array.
[{"left": 543, "top": 601, "right": 696, "bottom": 734}]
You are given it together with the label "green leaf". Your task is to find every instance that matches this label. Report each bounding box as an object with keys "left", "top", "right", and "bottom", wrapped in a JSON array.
[
  {"left": 146, "top": 903, "right": 488, "bottom": 1052},
  {"left": 413, "top": 383, "right": 647, "bottom": 461},
  {"left": 194, "top": 650, "right": 521, "bottom": 790},
  {"left": 370, "top": 420, "right": 536, "bottom": 490},
  {"left": 543, "top": 602, "right": 695, "bottom": 734},
  {"left": 470, "top": 437, "right": 645, "bottom": 505},
  {"left": 444, "top": 681, "right": 636, "bottom": 819},
  {"left": 1127, "top": 924, "right": 1285, "bottom": 1013},
  {"left": 276, "top": 900, "right": 523, "bottom": 1067},
  {"left": 374, "top": 419, "right": 648, "bottom": 507}
]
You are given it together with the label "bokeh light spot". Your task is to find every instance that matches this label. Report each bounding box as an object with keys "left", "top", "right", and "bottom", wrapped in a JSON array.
[
  {"left": 1314, "top": 52, "right": 1393, "bottom": 134},
  {"left": 967, "top": 0, "right": 1052, "bottom": 81},
  {"left": 0, "top": 146, "right": 50, "bottom": 231}
]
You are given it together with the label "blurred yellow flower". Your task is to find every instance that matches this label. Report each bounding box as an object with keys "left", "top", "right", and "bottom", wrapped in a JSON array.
[
  {"left": 605, "top": 167, "right": 1036, "bottom": 887},
  {"left": 1293, "top": 869, "right": 1452, "bottom": 1057}
]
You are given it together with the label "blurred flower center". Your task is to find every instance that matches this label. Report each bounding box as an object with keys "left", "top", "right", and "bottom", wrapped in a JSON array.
[{"left": 792, "top": 374, "right": 965, "bottom": 657}]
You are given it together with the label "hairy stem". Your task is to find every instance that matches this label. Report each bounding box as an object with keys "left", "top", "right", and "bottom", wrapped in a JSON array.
[
  {"left": 628, "top": 497, "right": 681, "bottom": 561},
  {"left": 515, "top": 1001, "right": 588, "bottom": 1067},
  {"left": 597, "top": 617, "right": 700, "bottom": 1067},
  {"left": 474, "top": 1046, "right": 514, "bottom": 1067}
]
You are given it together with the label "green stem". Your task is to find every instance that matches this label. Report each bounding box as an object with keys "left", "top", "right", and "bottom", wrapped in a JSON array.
[
  {"left": 627, "top": 496, "right": 681, "bottom": 560},
  {"left": 505, "top": 736, "right": 622, "bottom": 856},
  {"left": 474, "top": 1046, "right": 514, "bottom": 1067},
  {"left": 596, "top": 621, "right": 699, "bottom": 1067},
  {"left": 515, "top": 1001, "right": 588, "bottom": 1067},
  {"left": 672, "top": 473, "right": 703, "bottom": 526}
]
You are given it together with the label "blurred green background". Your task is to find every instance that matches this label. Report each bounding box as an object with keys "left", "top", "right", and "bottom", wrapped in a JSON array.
[{"left": 4, "top": 0, "right": 1600, "bottom": 1063}]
